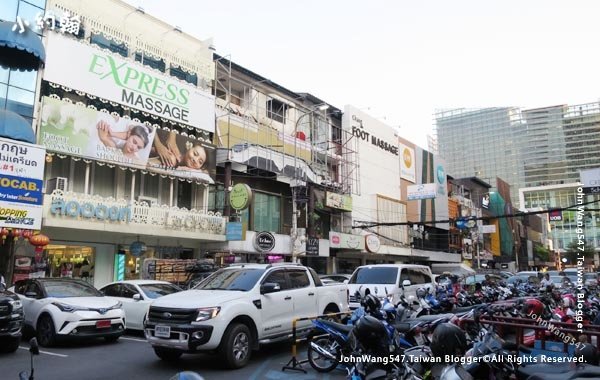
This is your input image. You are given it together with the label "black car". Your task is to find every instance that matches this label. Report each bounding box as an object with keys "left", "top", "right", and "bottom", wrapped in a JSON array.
[{"left": 0, "top": 282, "right": 24, "bottom": 353}]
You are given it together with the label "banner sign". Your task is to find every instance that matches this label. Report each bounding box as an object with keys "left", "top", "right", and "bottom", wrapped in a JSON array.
[
  {"left": 548, "top": 209, "right": 563, "bottom": 222},
  {"left": 329, "top": 231, "right": 365, "bottom": 250},
  {"left": 399, "top": 144, "right": 416, "bottom": 183},
  {"left": 325, "top": 191, "right": 353, "bottom": 211},
  {"left": 305, "top": 237, "right": 319, "bottom": 256},
  {"left": 225, "top": 222, "right": 244, "bottom": 241},
  {"left": 480, "top": 224, "right": 497, "bottom": 234},
  {"left": 44, "top": 33, "right": 215, "bottom": 133},
  {"left": 407, "top": 183, "right": 437, "bottom": 200},
  {"left": 0, "top": 138, "right": 46, "bottom": 229},
  {"left": 40, "top": 97, "right": 216, "bottom": 183}
]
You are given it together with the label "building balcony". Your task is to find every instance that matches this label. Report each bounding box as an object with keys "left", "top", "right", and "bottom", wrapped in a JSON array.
[{"left": 42, "top": 190, "right": 227, "bottom": 241}]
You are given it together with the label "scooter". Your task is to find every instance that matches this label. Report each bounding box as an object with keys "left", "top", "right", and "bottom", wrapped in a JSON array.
[{"left": 19, "top": 338, "right": 39, "bottom": 380}]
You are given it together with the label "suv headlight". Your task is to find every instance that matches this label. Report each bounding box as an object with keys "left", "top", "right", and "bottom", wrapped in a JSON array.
[
  {"left": 52, "top": 302, "right": 88, "bottom": 313},
  {"left": 9, "top": 299, "right": 22, "bottom": 310},
  {"left": 110, "top": 302, "right": 123, "bottom": 310},
  {"left": 195, "top": 307, "right": 221, "bottom": 322}
]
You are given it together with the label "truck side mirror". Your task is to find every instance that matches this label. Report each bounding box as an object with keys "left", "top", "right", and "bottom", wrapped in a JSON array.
[
  {"left": 133, "top": 294, "right": 142, "bottom": 301},
  {"left": 260, "top": 283, "right": 281, "bottom": 294},
  {"left": 402, "top": 280, "right": 411, "bottom": 287}
]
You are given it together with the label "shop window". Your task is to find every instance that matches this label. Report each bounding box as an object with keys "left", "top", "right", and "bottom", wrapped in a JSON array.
[
  {"left": 92, "top": 163, "right": 116, "bottom": 198},
  {"left": 253, "top": 192, "right": 280, "bottom": 233},
  {"left": 266, "top": 99, "right": 287, "bottom": 124},
  {"left": 170, "top": 66, "right": 197, "bottom": 86},
  {"left": 135, "top": 52, "right": 166, "bottom": 73},
  {"left": 287, "top": 270, "right": 310, "bottom": 289},
  {"left": 142, "top": 172, "right": 159, "bottom": 199},
  {"left": 46, "top": 245, "right": 95, "bottom": 282},
  {"left": 90, "top": 33, "right": 128, "bottom": 57},
  {"left": 176, "top": 180, "right": 192, "bottom": 209}
]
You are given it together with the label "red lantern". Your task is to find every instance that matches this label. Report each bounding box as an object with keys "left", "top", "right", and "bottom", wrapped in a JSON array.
[
  {"left": 22, "top": 230, "right": 34, "bottom": 241},
  {"left": 29, "top": 233, "right": 50, "bottom": 253},
  {"left": 0, "top": 228, "right": 8, "bottom": 243},
  {"left": 11, "top": 229, "right": 22, "bottom": 240}
]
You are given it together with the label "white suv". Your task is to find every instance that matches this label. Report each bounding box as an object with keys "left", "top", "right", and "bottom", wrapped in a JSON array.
[{"left": 12, "top": 278, "right": 125, "bottom": 346}]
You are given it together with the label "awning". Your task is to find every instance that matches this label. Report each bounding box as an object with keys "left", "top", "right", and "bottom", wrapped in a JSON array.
[
  {"left": 0, "top": 109, "right": 35, "bottom": 144},
  {"left": 0, "top": 21, "right": 46, "bottom": 71}
]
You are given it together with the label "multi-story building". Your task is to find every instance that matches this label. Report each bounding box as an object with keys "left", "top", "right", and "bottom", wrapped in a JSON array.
[
  {"left": 521, "top": 104, "right": 600, "bottom": 188},
  {"left": 25, "top": 0, "right": 227, "bottom": 287},
  {"left": 434, "top": 108, "right": 524, "bottom": 206},
  {"left": 435, "top": 104, "right": 600, "bottom": 210},
  {"left": 520, "top": 183, "right": 600, "bottom": 266}
]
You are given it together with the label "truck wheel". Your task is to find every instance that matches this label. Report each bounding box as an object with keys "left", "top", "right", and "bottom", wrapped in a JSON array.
[
  {"left": 219, "top": 323, "right": 252, "bottom": 369},
  {"left": 153, "top": 347, "right": 182, "bottom": 361},
  {"left": 37, "top": 315, "right": 56, "bottom": 347},
  {"left": 0, "top": 337, "right": 20, "bottom": 353}
]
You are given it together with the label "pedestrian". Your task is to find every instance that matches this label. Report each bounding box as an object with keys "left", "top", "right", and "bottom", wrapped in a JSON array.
[{"left": 540, "top": 273, "right": 553, "bottom": 289}]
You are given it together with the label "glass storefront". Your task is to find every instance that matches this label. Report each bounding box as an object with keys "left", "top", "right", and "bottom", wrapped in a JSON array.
[{"left": 45, "top": 244, "right": 95, "bottom": 282}]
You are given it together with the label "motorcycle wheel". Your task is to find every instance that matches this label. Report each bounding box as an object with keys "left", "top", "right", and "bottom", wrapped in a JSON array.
[{"left": 307, "top": 335, "right": 341, "bottom": 373}]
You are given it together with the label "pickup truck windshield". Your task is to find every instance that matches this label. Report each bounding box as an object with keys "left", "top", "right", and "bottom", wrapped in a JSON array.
[
  {"left": 349, "top": 267, "right": 398, "bottom": 285},
  {"left": 197, "top": 268, "right": 266, "bottom": 291}
]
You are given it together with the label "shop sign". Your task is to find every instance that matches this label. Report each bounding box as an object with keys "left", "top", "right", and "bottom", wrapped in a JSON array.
[
  {"left": 365, "top": 234, "right": 381, "bottom": 253},
  {"left": 548, "top": 210, "right": 562, "bottom": 221},
  {"left": 39, "top": 97, "right": 216, "bottom": 184},
  {"left": 325, "top": 192, "right": 352, "bottom": 211},
  {"left": 0, "top": 138, "right": 46, "bottom": 229},
  {"left": 254, "top": 231, "right": 275, "bottom": 252},
  {"left": 399, "top": 144, "right": 416, "bottom": 183},
  {"left": 229, "top": 184, "right": 252, "bottom": 211},
  {"left": 44, "top": 33, "right": 215, "bottom": 132},
  {"left": 329, "top": 231, "right": 365, "bottom": 250},
  {"left": 50, "top": 199, "right": 131, "bottom": 222},
  {"left": 480, "top": 224, "right": 497, "bottom": 234},
  {"left": 226, "top": 222, "right": 244, "bottom": 241},
  {"left": 305, "top": 237, "right": 319, "bottom": 256},
  {"left": 407, "top": 184, "right": 436, "bottom": 200}
]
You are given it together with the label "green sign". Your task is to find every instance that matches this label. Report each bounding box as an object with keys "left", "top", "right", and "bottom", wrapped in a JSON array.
[{"left": 230, "top": 184, "right": 252, "bottom": 210}]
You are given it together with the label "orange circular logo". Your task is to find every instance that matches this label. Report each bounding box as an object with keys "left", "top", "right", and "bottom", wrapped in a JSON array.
[{"left": 403, "top": 148, "right": 412, "bottom": 168}]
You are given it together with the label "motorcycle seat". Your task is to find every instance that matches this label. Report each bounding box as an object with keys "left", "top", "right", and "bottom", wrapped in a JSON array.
[{"left": 318, "top": 319, "right": 353, "bottom": 334}]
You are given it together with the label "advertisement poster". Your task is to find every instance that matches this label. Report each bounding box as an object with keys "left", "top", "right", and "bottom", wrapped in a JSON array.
[
  {"left": 44, "top": 33, "right": 215, "bottom": 133},
  {"left": 148, "top": 129, "right": 216, "bottom": 183},
  {"left": 399, "top": 143, "right": 416, "bottom": 183},
  {"left": 40, "top": 97, "right": 215, "bottom": 184},
  {"left": 0, "top": 137, "right": 46, "bottom": 230},
  {"left": 12, "top": 240, "right": 48, "bottom": 282}
]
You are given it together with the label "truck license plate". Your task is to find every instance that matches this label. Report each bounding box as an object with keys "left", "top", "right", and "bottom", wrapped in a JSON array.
[{"left": 155, "top": 325, "right": 171, "bottom": 338}]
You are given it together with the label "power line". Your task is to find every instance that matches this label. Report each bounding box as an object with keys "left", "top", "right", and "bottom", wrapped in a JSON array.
[{"left": 353, "top": 198, "right": 600, "bottom": 229}]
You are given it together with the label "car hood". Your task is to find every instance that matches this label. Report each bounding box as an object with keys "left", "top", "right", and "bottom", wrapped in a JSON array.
[
  {"left": 150, "top": 289, "right": 246, "bottom": 308},
  {"left": 51, "top": 297, "right": 120, "bottom": 309}
]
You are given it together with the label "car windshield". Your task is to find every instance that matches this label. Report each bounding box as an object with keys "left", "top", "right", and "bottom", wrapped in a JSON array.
[
  {"left": 584, "top": 273, "right": 597, "bottom": 279},
  {"left": 140, "top": 283, "right": 182, "bottom": 299},
  {"left": 196, "top": 268, "right": 266, "bottom": 291},
  {"left": 43, "top": 281, "right": 102, "bottom": 298},
  {"left": 349, "top": 267, "right": 398, "bottom": 285},
  {"left": 550, "top": 276, "right": 567, "bottom": 283}
]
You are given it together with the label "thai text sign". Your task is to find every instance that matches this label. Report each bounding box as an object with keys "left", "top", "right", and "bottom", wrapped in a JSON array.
[
  {"left": 44, "top": 33, "right": 215, "bottom": 132},
  {"left": 325, "top": 191, "right": 353, "bottom": 211},
  {"left": 0, "top": 138, "right": 46, "bottom": 229}
]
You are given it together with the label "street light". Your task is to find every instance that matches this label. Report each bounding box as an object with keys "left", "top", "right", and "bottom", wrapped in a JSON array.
[{"left": 291, "top": 104, "right": 329, "bottom": 263}]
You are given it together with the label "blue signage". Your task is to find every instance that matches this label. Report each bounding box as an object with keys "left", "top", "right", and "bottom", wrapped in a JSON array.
[
  {"left": 436, "top": 165, "right": 445, "bottom": 184},
  {"left": 0, "top": 174, "right": 43, "bottom": 205},
  {"left": 130, "top": 241, "right": 147, "bottom": 257},
  {"left": 226, "top": 222, "right": 243, "bottom": 241},
  {"left": 50, "top": 199, "right": 131, "bottom": 222}
]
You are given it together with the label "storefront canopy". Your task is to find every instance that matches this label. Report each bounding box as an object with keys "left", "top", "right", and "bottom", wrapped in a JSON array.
[
  {"left": 0, "top": 109, "right": 35, "bottom": 144},
  {"left": 0, "top": 21, "right": 46, "bottom": 71}
]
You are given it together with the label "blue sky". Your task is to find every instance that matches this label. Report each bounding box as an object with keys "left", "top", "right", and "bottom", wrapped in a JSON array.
[{"left": 126, "top": 0, "right": 600, "bottom": 148}]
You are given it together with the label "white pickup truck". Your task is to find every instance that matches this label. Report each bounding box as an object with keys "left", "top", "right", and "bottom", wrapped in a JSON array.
[{"left": 144, "top": 263, "right": 349, "bottom": 368}]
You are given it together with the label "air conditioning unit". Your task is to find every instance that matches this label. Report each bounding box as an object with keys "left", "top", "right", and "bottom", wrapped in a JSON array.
[
  {"left": 136, "top": 195, "right": 158, "bottom": 206},
  {"left": 45, "top": 177, "right": 68, "bottom": 194}
]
